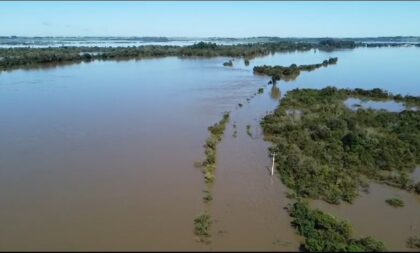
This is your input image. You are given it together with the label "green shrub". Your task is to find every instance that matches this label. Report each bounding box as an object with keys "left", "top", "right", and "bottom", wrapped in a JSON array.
[
  {"left": 194, "top": 213, "right": 212, "bottom": 240},
  {"left": 407, "top": 236, "right": 420, "bottom": 249},
  {"left": 289, "top": 201, "right": 386, "bottom": 252},
  {"left": 385, "top": 198, "right": 404, "bottom": 208}
]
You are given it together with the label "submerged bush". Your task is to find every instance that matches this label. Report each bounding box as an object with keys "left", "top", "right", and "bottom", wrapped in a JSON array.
[
  {"left": 246, "top": 124, "right": 252, "bottom": 138},
  {"left": 407, "top": 236, "right": 420, "bottom": 249},
  {"left": 223, "top": 60, "right": 233, "bottom": 67},
  {"left": 194, "top": 213, "right": 212, "bottom": 242},
  {"left": 385, "top": 198, "right": 405, "bottom": 208}
]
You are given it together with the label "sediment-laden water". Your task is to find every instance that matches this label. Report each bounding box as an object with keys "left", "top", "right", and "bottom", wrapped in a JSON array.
[{"left": 0, "top": 47, "right": 419, "bottom": 250}]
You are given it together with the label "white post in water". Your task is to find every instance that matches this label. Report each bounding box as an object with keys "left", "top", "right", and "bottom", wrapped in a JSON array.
[{"left": 271, "top": 153, "right": 275, "bottom": 176}]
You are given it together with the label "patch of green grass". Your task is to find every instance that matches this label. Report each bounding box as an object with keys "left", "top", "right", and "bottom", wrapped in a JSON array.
[
  {"left": 289, "top": 201, "right": 386, "bottom": 252},
  {"left": 385, "top": 198, "right": 404, "bottom": 208},
  {"left": 194, "top": 213, "right": 212, "bottom": 242}
]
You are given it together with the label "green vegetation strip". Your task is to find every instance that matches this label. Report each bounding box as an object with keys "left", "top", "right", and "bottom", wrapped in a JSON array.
[
  {"left": 289, "top": 201, "right": 386, "bottom": 252},
  {"left": 253, "top": 57, "right": 338, "bottom": 83},
  {"left": 194, "top": 112, "right": 230, "bottom": 243},
  {"left": 261, "top": 87, "right": 420, "bottom": 204},
  {"left": 202, "top": 112, "right": 230, "bottom": 185}
]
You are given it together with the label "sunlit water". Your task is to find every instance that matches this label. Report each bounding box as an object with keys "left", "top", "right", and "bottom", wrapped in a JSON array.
[
  {"left": 0, "top": 46, "right": 419, "bottom": 250},
  {"left": 344, "top": 98, "right": 418, "bottom": 112}
]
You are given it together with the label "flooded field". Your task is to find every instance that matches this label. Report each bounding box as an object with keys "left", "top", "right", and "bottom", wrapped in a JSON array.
[
  {"left": 311, "top": 181, "right": 420, "bottom": 251},
  {"left": 0, "top": 46, "right": 419, "bottom": 250},
  {"left": 344, "top": 97, "right": 418, "bottom": 112}
]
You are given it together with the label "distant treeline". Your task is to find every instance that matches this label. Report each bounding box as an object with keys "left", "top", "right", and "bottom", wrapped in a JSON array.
[
  {"left": 1, "top": 38, "right": 417, "bottom": 71},
  {"left": 0, "top": 40, "right": 349, "bottom": 71},
  {"left": 253, "top": 57, "right": 338, "bottom": 82}
]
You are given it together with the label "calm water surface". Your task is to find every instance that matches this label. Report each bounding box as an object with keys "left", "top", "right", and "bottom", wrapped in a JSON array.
[
  {"left": 344, "top": 98, "right": 418, "bottom": 112},
  {"left": 0, "top": 47, "right": 419, "bottom": 250}
]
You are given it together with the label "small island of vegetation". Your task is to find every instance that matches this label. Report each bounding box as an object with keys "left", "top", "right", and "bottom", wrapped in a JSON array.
[
  {"left": 194, "top": 213, "right": 212, "bottom": 243},
  {"left": 385, "top": 198, "right": 405, "bottom": 208},
  {"left": 253, "top": 57, "right": 338, "bottom": 83}
]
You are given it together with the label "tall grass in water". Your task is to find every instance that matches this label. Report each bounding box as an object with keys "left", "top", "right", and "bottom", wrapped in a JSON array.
[{"left": 194, "top": 213, "right": 212, "bottom": 243}]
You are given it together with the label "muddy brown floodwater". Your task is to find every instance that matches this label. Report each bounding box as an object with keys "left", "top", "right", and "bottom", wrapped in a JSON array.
[
  {"left": 311, "top": 180, "right": 420, "bottom": 251},
  {"left": 1, "top": 47, "right": 420, "bottom": 250}
]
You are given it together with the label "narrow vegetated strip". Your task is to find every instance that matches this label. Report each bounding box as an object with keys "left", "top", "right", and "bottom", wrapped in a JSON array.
[
  {"left": 194, "top": 112, "right": 230, "bottom": 243},
  {"left": 289, "top": 201, "right": 386, "bottom": 252},
  {"left": 253, "top": 57, "right": 338, "bottom": 83},
  {"left": 202, "top": 112, "right": 230, "bottom": 185}
]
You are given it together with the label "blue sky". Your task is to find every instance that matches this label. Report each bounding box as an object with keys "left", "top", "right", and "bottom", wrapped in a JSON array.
[{"left": 1, "top": 1, "right": 419, "bottom": 37}]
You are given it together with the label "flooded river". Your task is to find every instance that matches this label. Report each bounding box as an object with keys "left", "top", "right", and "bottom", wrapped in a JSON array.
[{"left": 0, "top": 47, "right": 419, "bottom": 250}]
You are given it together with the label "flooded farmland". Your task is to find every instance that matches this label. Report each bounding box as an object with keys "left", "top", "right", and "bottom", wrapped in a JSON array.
[{"left": 1, "top": 46, "right": 420, "bottom": 250}]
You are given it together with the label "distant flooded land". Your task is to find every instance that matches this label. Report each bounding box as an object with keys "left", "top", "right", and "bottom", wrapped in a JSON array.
[{"left": 1, "top": 37, "right": 419, "bottom": 251}]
